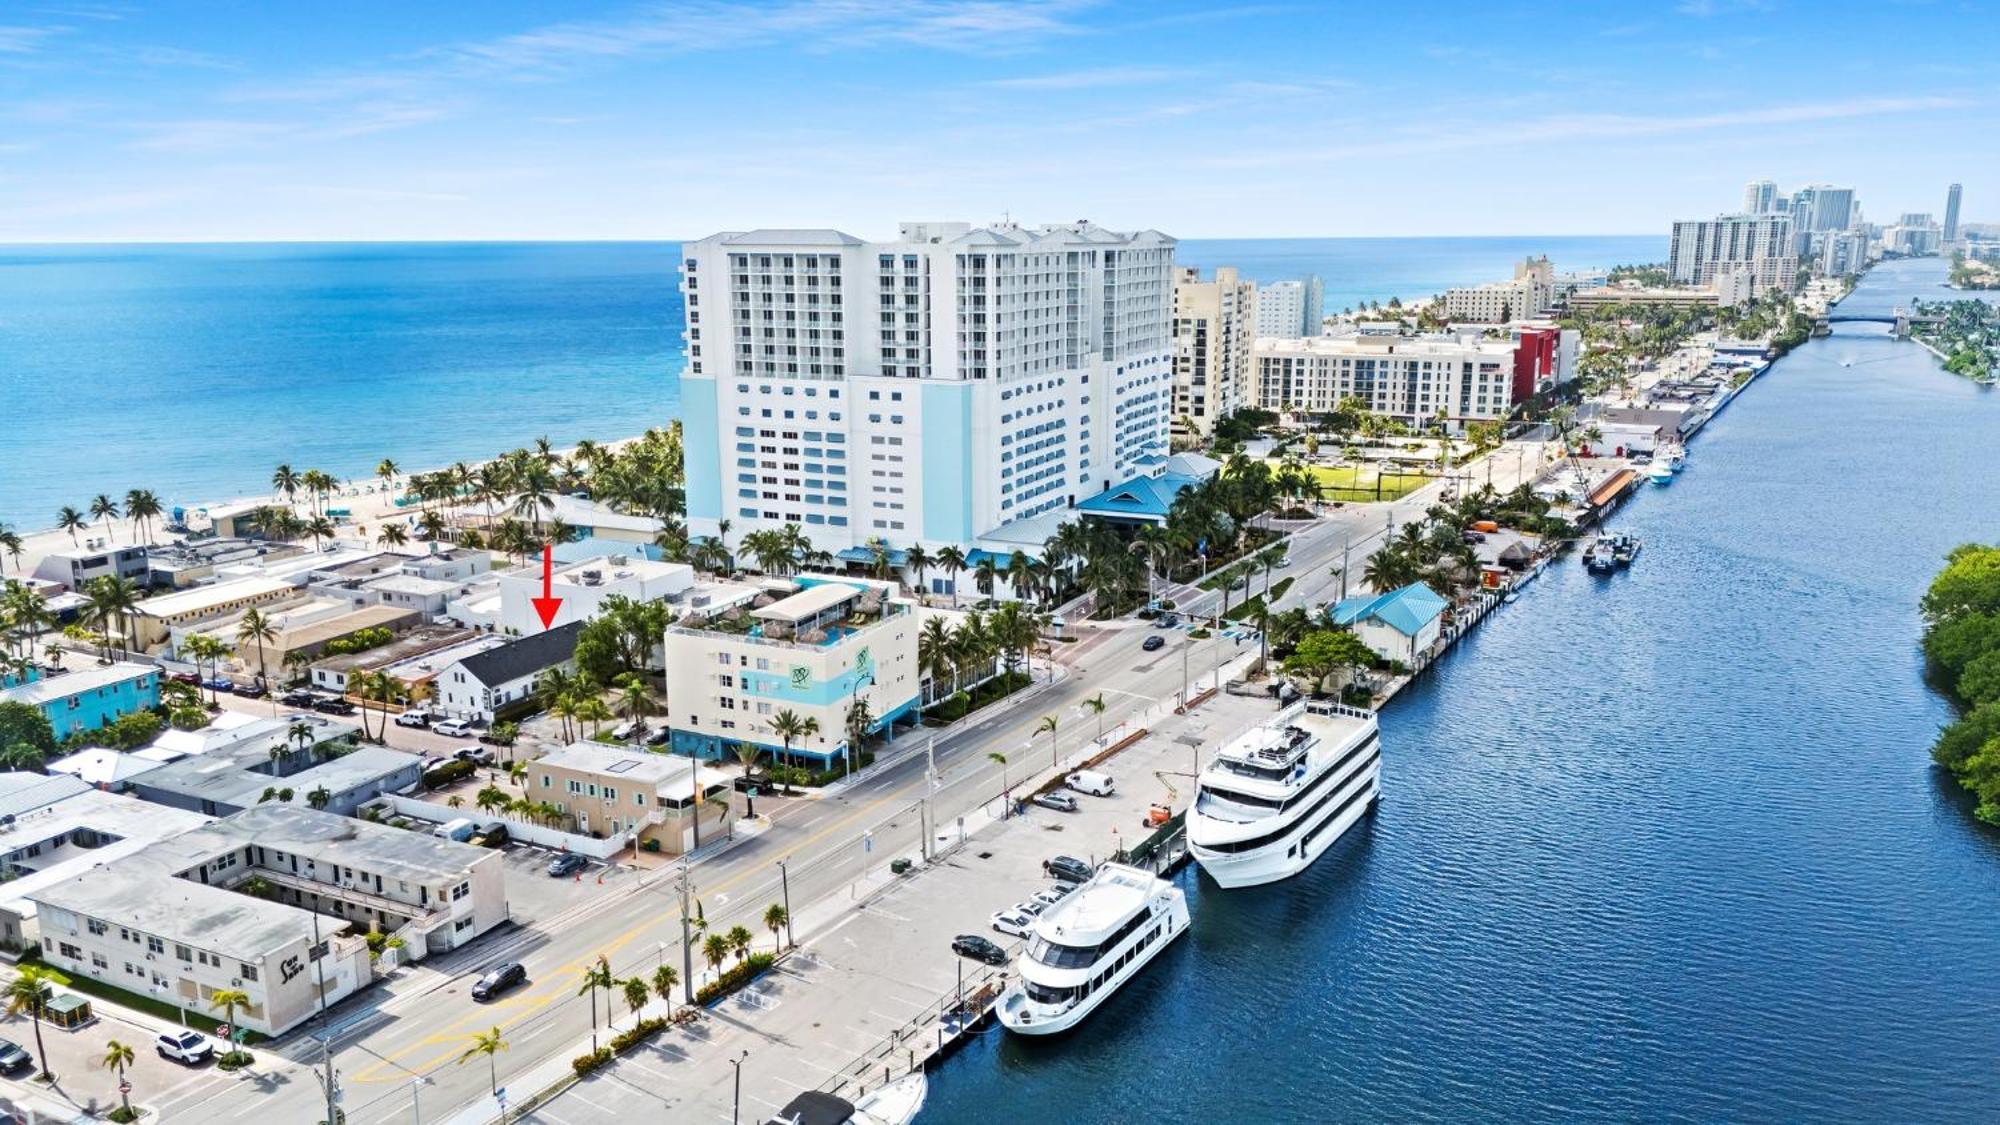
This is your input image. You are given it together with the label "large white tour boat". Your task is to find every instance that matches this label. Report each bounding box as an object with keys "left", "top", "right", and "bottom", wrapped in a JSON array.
[
  {"left": 996, "top": 864, "right": 1188, "bottom": 1036},
  {"left": 1187, "top": 699, "right": 1381, "bottom": 888}
]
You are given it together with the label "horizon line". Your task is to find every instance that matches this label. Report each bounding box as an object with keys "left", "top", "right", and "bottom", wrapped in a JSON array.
[{"left": 0, "top": 231, "right": 1665, "bottom": 248}]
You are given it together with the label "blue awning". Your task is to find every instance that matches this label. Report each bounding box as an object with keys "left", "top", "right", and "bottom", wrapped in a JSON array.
[
  {"left": 966, "top": 549, "right": 1036, "bottom": 567},
  {"left": 834, "top": 546, "right": 909, "bottom": 567}
]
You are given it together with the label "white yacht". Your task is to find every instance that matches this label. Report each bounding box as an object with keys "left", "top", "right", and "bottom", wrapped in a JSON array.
[
  {"left": 1187, "top": 700, "right": 1381, "bottom": 888},
  {"left": 996, "top": 864, "right": 1188, "bottom": 1036}
]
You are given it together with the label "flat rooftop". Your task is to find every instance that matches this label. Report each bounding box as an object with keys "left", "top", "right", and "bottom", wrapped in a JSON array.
[
  {"left": 31, "top": 865, "right": 322, "bottom": 962},
  {"left": 2, "top": 662, "right": 155, "bottom": 706},
  {"left": 154, "top": 803, "right": 488, "bottom": 886},
  {"left": 535, "top": 742, "right": 731, "bottom": 790},
  {"left": 549, "top": 554, "right": 689, "bottom": 589},
  {"left": 312, "top": 625, "right": 476, "bottom": 674},
  {"left": 377, "top": 634, "right": 508, "bottom": 680},
  {"left": 753, "top": 582, "right": 861, "bottom": 624},
  {"left": 136, "top": 744, "right": 416, "bottom": 809},
  {"left": 136, "top": 575, "right": 296, "bottom": 618}
]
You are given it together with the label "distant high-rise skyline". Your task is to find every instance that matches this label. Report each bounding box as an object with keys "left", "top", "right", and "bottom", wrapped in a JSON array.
[
  {"left": 1743, "top": 180, "right": 1780, "bottom": 214},
  {"left": 1944, "top": 184, "right": 1963, "bottom": 243}
]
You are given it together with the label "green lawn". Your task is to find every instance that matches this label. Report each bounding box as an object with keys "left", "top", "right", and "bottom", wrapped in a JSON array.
[{"left": 1306, "top": 464, "right": 1435, "bottom": 503}]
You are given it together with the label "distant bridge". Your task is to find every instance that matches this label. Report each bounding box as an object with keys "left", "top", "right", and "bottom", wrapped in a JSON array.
[{"left": 1817, "top": 306, "right": 1943, "bottom": 337}]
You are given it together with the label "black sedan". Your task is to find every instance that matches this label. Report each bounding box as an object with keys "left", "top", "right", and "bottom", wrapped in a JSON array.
[
  {"left": 0, "top": 1038, "right": 29, "bottom": 1073},
  {"left": 951, "top": 934, "right": 1008, "bottom": 965},
  {"left": 470, "top": 961, "right": 528, "bottom": 1001},
  {"left": 1142, "top": 635, "right": 1167, "bottom": 652},
  {"left": 547, "top": 853, "right": 589, "bottom": 878}
]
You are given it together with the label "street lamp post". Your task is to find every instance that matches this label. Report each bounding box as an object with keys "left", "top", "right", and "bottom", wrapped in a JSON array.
[
  {"left": 731, "top": 1050, "right": 750, "bottom": 1125},
  {"left": 777, "top": 858, "right": 794, "bottom": 948}
]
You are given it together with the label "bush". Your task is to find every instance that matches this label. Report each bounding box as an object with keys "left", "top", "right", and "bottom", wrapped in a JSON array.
[
  {"left": 695, "top": 953, "right": 775, "bottom": 1006},
  {"left": 571, "top": 1047, "right": 614, "bottom": 1077},
  {"left": 423, "top": 759, "right": 478, "bottom": 788},
  {"left": 109, "top": 1106, "right": 143, "bottom": 1123},
  {"left": 216, "top": 1049, "right": 255, "bottom": 1071},
  {"left": 609, "top": 1016, "right": 667, "bottom": 1052}
]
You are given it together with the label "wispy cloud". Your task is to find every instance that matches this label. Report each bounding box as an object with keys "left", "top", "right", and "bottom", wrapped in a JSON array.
[
  {"left": 126, "top": 119, "right": 290, "bottom": 153},
  {"left": 983, "top": 65, "right": 1182, "bottom": 90},
  {"left": 0, "top": 23, "right": 70, "bottom": 53},
  {"left": 1207, "top": 95, "right": 1979, "bottom": 169}
]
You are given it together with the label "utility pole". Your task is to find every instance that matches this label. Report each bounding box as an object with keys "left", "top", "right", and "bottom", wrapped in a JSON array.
[
  {"left": 676, "top": 862, "right": 696, "bottom": 1005},
  {"left": 1181, "top": 637, "right": 1189, "bottom": 709},
  {"left": 688, "top": 753, "right": 702, "bottom": 853},
  {"left": 310, "top": 908, "right": 339, "bottom": 1125},
  {"left": 777, "top": 858, "right": 794, "bottom": 948}
]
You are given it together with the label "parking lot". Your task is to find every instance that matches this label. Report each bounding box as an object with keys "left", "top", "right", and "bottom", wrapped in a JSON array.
[
  {"left": 517, "top": 688, "right": 1286, "bottom": 1124},
  {"left": 0, "top": 997, "right": 239, "bottom": 1123}
]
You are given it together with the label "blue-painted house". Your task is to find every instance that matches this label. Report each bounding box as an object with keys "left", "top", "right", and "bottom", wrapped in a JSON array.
[
  {"left": 1330, "top": 582, "right": 1449, "bottom": 666},
  {"left": 0, "top": 662, "right": 161, "bottom": 741}
]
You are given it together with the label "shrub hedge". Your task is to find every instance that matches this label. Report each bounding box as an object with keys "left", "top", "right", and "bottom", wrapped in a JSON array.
[{"left": 695, "top": 953, "right": 775, "bottom": 1006}]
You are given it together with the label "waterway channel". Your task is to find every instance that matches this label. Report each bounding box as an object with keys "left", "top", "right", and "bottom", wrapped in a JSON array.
[{"left": 917, "top": 257, "right": 2000, "bottom": 1123}]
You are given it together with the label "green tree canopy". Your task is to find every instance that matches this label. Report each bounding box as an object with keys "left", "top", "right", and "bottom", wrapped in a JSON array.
[{"left": 0, "top": 702, "right": 55, "bottom": 756}]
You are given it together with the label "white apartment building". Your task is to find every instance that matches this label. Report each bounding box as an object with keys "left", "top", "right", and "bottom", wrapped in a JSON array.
[
  {"left": 1442, "top": 257, "right": 1553, "bottom": 324},
  {"left": 1171, "top": 266, "right": 1257, "bottom": 438},
  {"left": 1253, "top": 276, "right": 1323, "bottom": 338},
  {"left": 29, "top": 805, "right": 505, "bottom": 1035},
  {"left": 678, "top": 221, "right": 1175, "bottom": 553},
  {"left": 495, "top": 553, "right": 694, "bottom": 635},
  {"left": 1743, "top": 179, "right": 1780, "bottom": 214},
  {"left": 1668, "top": 213, "right": 1798, "bottom": 293},
  {"left": 1252, "top": 333, "right": 1519, "bottom": 431},
  {"left": 662, "top": 578, "right": 920, "bottom": 767}
]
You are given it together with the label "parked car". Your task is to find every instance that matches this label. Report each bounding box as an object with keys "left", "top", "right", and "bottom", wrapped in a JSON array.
[
  {"left": 1031, "top": 791, "right": 1079, "bottom": 813},
  {"left": 951, "top": 934, "right": 1008, "bottom": 966},
  {"left": 313, "top": 698, "right": 357, "bottom": 716},
  {"left": 432, "top": 719, "right": 475, "bottom": 738},
  {"left": 280, "top": 689, "right": 317, "bottom": 706},
  {"left": 202, "top": 677, "right": 235, "bottom": 694},
  {"left": 1277, "top": 555, "right": 1293, "bottom": 569},
  {"left": 1142, "top": 635, "right": 1166, "bottom": 653},
  {"left": 610, "top": 720, "right": 641, "bottom": 742},
  {"left": 1042, "top": 855, "right": 1093, "bottom": 883},
  {"left": 1015, "top": 898, "right": 1048, "bottom": 918},
  {"left": 644, "top": 727, "right": 673, "bottom": 747},
  {"left": 234, "top": 682, "right": 267, "bottom": 699},
  {"left": 0, "top": 1039, "right": 29, "bottom": 1073},
  {"left": 1153, "top": 614, "right": 1179, "bottom": 629},
  {"left": 452, "top": 746, "right": 494, "bottom": 765},
  {"left": 548, "top": 853, "right": 589, "bottom": 878},
  {"left": 1031, "top": 882, "right": 1078, "bottom": 909},
  {"left": 472, "top": 820, "right": 509, "bottom": 847},
  {"left": 990, "top": 908, "right": 1035, "bottom": 938},
  {"left": 1230, "top": 575, "right": 1248, "bottom": 590},
  {"left": 169, "top": 671, "right": 200, "bottom": 686},
  {"left": 421, "top": 756, "right": 449, "bottom": 774},
  {"left": 433, "top": 818, "right": 477, "bottom": 842},
  {"left": 1462, "top": 530, "right": 1487, "bottom": 544},
  {"left": 476, "top": 728, "right": 509, "bottom": 745},
  {"left": 155, "top": 1030, "right": 214, "bottom": 1065},
  {"left": 470, "top": 961, "right": 528, "bottom": 1001},
  {"left": 395, "top": 709, "right": 433, "bottom": 729},
  {"left": 1066, "top": 770, "right": 1116, "bottom": 797}
]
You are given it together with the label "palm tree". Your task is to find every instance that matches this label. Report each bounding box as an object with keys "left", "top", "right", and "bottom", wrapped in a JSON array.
[
  {"left": 377, "top": 523, "right": 409, "bottom": 548},
  {"left": 917, "top": 616, "right": 955, "bottom": 703},
  {"left": 988, "top": 751, "right": 1010, "bottom": 817},
  {"left": 375, "top": 459, "right": 400, "bottom": 497},
  {"left": 89, "top": 493, "right": 121, "bottom": 544},
  {"left": 6, "top": 964, "right": 67, "bottom": 1079},
  {"left": 236, "top": 608, "right": 278, "bottom": 689},
  {"left": 1083, "top": 692, "right": 1106, "bottom": 745},
  {"left": 764, "top": 902, "right": 789, "bottom": 953},
  {"left": 621, "top": 976, "right": 650, "bottom": 1027},
  {"left": 1036, "top": 714, "right": 1059, "bottom": 768},
  {"left": 0, "top": 529, "right": 19, "bottom": 577},
  {"left": 457, "top": 1026, "right": 507, "bottom": 1094},
  {"left": 306, "top": 786, "right": 332, "bottom": 810},
  {"left": 843, "top": 696, "right": 874, "bottom": 771},
  {"left": 208, "top": 988, "right": 251, "bottom": 1060},
  {"left": 272, "top": 464, "right": 301, "bottom": 510},
  {"left": 651, "top": 963, "right": 679, "bottom": 1010},
  {"left": 730, "top": 741, "right": 763, "bottom": 817},
  {"left": 125, "top": 489, "right": 163, "bottom": 544},
  {"left": 614, "top": 672, "right": 651, "bottom": 734},
  {"left": 936, "top": 545, "right": 967, "bottom": 605},
  {"left": 84, "top": 575, "right": 138, "bottom": 661},
  {"left": 905, "top": 544, "right": 931, "bottom": 595},
  {"left": 101, "top": 1038, "right": 137, "bottom": 1120},
  {"left": 304, "top": 515, "right": 335, "bottom": 552},
  {"left": 579, "top": 955, "right": 614, "bottom": 1050},
  {"left": 701, "top": 932, "right": 730, "bottom": 980},
  {"left": 56, "top": 505, "right": 88, "bottom": 545},
  {"left": 725, "top": 924, "right": 753, "bottom": 963}
]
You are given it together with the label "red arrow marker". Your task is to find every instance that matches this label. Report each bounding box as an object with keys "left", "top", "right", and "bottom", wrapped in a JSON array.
[{"left": 531, "top": 543, "right": 564, "bottom": 630}]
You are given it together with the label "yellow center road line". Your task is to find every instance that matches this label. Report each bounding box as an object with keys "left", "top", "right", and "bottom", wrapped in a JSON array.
[{"left": 348, "top": 758, "right": 957, "bottom": 1083}]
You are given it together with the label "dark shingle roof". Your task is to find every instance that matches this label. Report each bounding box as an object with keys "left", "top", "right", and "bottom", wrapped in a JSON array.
[{"left": 454, "top": 620, "right": 584, "bottom": 686}]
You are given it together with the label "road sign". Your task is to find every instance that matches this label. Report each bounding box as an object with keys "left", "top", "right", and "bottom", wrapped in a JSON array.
[{"left": 119, "top": 1080, "right": 131, "bottom": 1094}]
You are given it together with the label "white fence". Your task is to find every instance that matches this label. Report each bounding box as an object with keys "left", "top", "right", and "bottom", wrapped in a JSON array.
[{"left": 366, "top": 794, "right": 630, "bottom": 859}]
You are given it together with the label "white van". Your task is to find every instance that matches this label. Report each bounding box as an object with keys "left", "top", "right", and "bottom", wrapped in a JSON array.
[
  {"left": 1065, "top": 770, "right": 1115, "bottom": 797},
  {"left": 433, "top": 817, "right": 478, "bottom": 843}
]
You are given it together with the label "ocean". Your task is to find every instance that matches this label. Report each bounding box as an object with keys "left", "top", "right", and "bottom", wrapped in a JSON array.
[{"left": 0, "top": 235, "right": 1662, "bottom": 532}]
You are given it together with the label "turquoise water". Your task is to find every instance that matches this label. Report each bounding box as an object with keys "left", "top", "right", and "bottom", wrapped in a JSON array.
[
  {"left": 917, "top": 258, "right": 2000, "bottom": 1122},
  {"left": 0, "top": 236, "right": 1660, "bottom": 531}
]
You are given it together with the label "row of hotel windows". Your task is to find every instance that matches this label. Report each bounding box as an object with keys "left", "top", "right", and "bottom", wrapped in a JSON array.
[{"left": 75, "top": 918, "right": 260, "bottom": 979}]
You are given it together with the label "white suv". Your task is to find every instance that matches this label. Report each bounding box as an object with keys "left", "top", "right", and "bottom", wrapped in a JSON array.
[
  {"left": 432, "top": 720, "right": 475, "bottom": 738},
  {"left": 394, "top": 709, "right": 433, "bottom": 729},
  {"left": 156, "top": 1030, "right": 214, "bottom": 1065}
]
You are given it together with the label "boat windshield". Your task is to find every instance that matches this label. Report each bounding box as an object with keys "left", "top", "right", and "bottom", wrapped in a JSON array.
[
  {"left": 1023, "top": 980, "right": 1078, "bottom": 1005},
  {"left": 1027, "top": 936, "right": 1099, "bottom": 969},
  {"left": 1195, "top": 784, "right": 1282, "bottom": 820},
  {"left": 1213, "top": 758, "right": 1294, "bottom": 783}
]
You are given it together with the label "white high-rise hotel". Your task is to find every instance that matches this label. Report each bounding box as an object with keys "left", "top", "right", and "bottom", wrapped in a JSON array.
[{"left": 678, "top": 221, "right": 1174, "bottom": 552}]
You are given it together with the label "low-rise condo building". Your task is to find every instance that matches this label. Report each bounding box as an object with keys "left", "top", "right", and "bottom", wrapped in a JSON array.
[
  {"left": 0, "top": 662, "right": 161, "bottom": 741},
  {"left": 495, "top": 553, "right": 694, "bottom": 635},
  {"left": 528, "top": 742, "right": 735, "bottom": 854},
  {"left": 663, "top": 577, "right": 921, "bottom": 766},
  {"left": 431, "top": 620, "right": 583, "bottom": 724},
  {"left": 1251, "top": 332, "right": 1521, "bottom": 431},
  {"left": 27, "top": 804, "right": 506, "bottom": 1035},
  {"left": 1254, "top": 276, "right": 1323, "bottom": 338}
]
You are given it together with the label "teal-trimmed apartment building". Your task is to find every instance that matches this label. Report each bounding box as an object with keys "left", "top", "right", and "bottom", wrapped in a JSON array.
[
  {"left": 0, "top": 662, "right": 161, "bottom": 741},
  {"left": 662, "top": 577, "right": 921, "bottom": 766}
]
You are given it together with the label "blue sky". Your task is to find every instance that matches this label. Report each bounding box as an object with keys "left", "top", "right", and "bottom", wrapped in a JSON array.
[{"left": 1, "top": 0, "right": 1992, "bottom": 241}]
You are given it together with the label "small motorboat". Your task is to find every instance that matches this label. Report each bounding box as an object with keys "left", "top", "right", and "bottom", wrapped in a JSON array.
[
  {"left": 1663, "top": 449, "right": 1687, "bottom": 472},
  {"left": 1584, "top": 536, "right": 1617, "bottom": 574},
  {"left": 766, "top": 1073, "right": 927, "bottom": 1125},
  {"left": 1612, "top": 534, "right": 1641, "bottom": 566},
  {"left": 1646, "top": 464, "right": 1674, "bottom": 485}
]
